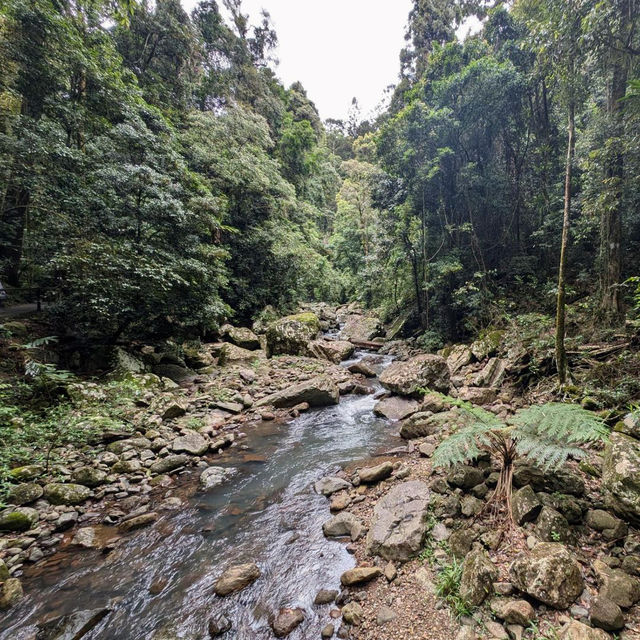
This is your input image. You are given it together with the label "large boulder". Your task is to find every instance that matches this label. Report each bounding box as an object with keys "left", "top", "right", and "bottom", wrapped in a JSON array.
[
  {"left": 602, "top": 432, "right": 640, "bottom": 525},
  {"left": 399, "top": 411, "right": 450, "bottom": 439},
  {"left": 460, "top": 548, "right": 498, "bottom": 606},
  {"left": 222, "top": 325, "right": 261, "bottom": 350},
  {"left": 379, "top": 354, "right": 450, "bottom": 396},
  {"left": 365, "top": 480, "right": 430, "bottom": 561},
  {"left": 340, "top": 314, "right": 383, "bottom": 343},
  {"left": 43, "top": 483, "right": 91, "bottom": 506},
  {"left": 510, "top": 543, "right": 584, "bottom": 609},
  {"left": 6, "top": 483, "right": 43, "bottom": 505},
  {"left": 265, "top": 313, "right": 320, "bottom": 357},
  {"left": 511, "top": 485, "right": 542, "bottom": 525},
  {"left": 308, "top": 339, "right": 355, "bottom": 364},
  {"left": 214, "top": 563, "right": 261, "bottom": 596},
  {"left": 373, "top": 396, "right": 419, "bottom": 421},
  {"left": 255, "top": 375, "right": 339, "bottom": 409},
  {"left": 218, "top": 343, "right": 264, "bottom": 366}
]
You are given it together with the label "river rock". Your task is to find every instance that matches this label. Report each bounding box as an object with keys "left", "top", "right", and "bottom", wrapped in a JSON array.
[
  {"left": 585, "top": 509, "right": 628, "bottom": 540},
  {"left": 0, "top": 506, "right": 38, "bottom": 532},
  {"left": 72, "top": 467, "right": 108, "bottom": 488},
  {"left": 119, "top": 512, "right": 158, "bottom": 532},
  {"left": 593, "top": 559, "right": 640, "bottom": 608},
  {"left": 218, "top": 343, "right": 263, "bottom": 365},
  {"left": 341, "top": 314, "right": 383, "bottom": 343},
  {"left": 172, "top": 430, "right": 209, "bottom": 455},
  {"left": 255, "top": 375, "right": 339, "bottom": 408},
  {"left": 265, "top": 313, "right": 320, "bottom": 357},
  {"left": 602, "top": 432, "right": 640, "bottom": 525},
  {"left": 208, "top": 613, "right": 232, "bottom": 636},
  {"left": 315, "top": 589, "right": 338, "bottom": 604},
  {"left": 214, "top": 563, "right": 261, "bottom": 596},
  {"left": 373, "top": 396, "right": 419, "bottom": 421},
  {"left": 534, "top": 506, "right": 572, "bottom": 543},
  {"left": 72, "top": 527, "right": 100, "bottom": 548},
  {"left": 457, "top": 386, "right": 497, "bottom": 405},
  {"left": 348, "top": 362, "right": 376, "bottom": 377},
  {"left": 6, "top": 483, "right": 43, "bottom": 506},
  {"left": 272, "top": 607, "right": 304, "bottom": 637},
  {"left": 399, "top": 411, "right": 451, "bottom": 439},
  {"left": 359, "top": 461, "right": 393, "bottom": 484},
  {"left": 365, "top": 480, "right": 430, "bottom": 561},
  {"left": 321, "top": 623, "right": 334, "bottom": 638},
  {"left": 309, "top": 339, "right": 355, "bottom": 364},
  {"left": 513, "top": 462, "right": 584, "bottom": 496},
  {"left": 36, "top": 607, "right": 112, "bottom": 639},
  {"left": 161, "top": 401, "right": 187, "bottom": 420},
  {"left": 44, "top": 483, "right": 91, "bottom": 506},
  {"left": 199, "top": 466, "right": 235, "bottom": 490},
  {"left": 510, "top": 543, "right": 584, "bottom": 609},
  {"left": 490, "top": 598, "right": 535, "bottom": 626},
  {"left": 559, "top": 621, "right": 610, "bottom": 640},
  {"left": 590, "top": 596, "right": 625, "bottom": 631},
  {"left": 511, "top": 485, "right": 542, "bottom": 525},
  {"left": 315, "top": 476, "right": 352, "bottom": 496},
  {"left": 473, "top": 357, "right": 507, "bottom": 388},
  {"left": 0, "top": 578, "right": 23, "bottom": 610},
  {"left": 341, "top": 566, "right": 382, "bottom": 586},
  {"left": 323, "top": 512, "right": 363, "bottom": 541},
  {"left": 149, "top": 454, "right": 189, "bottom": 475},
  {"left": 446, "top": 345, "right": 473, "bottom": 374},
  {"left": 223, "top": 325, "right": 261, "bottom": 350},
  {"left": 447, "top": 464, "right": 485, "bottom": 491},
  {"left": 460, "top": 548, "right": 497, "bottom": 606},
  {"left": 8, "top": 464, "right": 44, "bottom": 481},
  {"left": 341, "top": 601, "right": 364, "bottom": 626},
  {"left": 379, "top": 354, "right": 450, "bottom": 396}
]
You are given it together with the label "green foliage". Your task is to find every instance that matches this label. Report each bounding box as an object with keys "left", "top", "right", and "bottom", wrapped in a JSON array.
[
  {"left": 434, "top": 558, "right": 473, "bottom": 618},
  {"left": 432, "top": 400, "right": 607, "bottom": 473}
]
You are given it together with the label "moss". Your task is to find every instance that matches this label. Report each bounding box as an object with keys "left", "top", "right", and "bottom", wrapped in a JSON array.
[
  {"left": 290, "top": 312, "right": 320, "bottom": 332},
  {"left": 0, "top": 510, "right": 34, "bottom": 532}
]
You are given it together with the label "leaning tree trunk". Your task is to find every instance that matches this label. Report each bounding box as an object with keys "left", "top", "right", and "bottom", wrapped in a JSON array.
[
  {"left": 599, "top": 56, "right": 628, "bottom": 324},
  {"left": 555, "top": 101, "right": 575, "bottom": 385}
]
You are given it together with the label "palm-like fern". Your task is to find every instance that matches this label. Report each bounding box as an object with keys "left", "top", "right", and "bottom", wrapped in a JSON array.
[{"left": 431, "top": 397, "right": 607, "bottom": 523}]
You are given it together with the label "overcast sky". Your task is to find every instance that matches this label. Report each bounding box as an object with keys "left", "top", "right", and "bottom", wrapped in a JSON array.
[{"left": 181, "top": 0, "right": 414, "bottom": 122}]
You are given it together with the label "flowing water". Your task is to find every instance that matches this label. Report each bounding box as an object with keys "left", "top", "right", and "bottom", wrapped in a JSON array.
[{"left": 2, "top": 351, "right": 401, "bottom": 640}]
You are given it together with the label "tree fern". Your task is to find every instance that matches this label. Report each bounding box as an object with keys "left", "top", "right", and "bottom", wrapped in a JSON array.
[{"left": 431, "top": 400, "right": 608, "bottom": 523}]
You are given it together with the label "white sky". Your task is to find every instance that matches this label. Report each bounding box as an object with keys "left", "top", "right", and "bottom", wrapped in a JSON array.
[{"left": 181, "top": 0, "right": 413, "bottom": 122}]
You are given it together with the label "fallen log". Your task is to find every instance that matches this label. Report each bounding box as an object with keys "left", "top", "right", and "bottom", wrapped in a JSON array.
[{"left": 350, "top": 340, "right": 384, "bottom": 350}]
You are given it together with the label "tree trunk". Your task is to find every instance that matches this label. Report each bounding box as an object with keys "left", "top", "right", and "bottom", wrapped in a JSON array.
[
  {"left": 599, "top": 56, "right": 627, "bottom": 323},
  {"left": 555, "top": 101, "right": 575, "bottom": 385}
]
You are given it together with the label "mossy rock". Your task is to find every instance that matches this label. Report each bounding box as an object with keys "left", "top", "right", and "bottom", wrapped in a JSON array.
[
  {"left": 43, "top": 482, "right": 91, "bottom": 506},
  {"left": 6, "top": 483, "right": 43, "bottom": 505},
  {"left": 8, "top": 464, "right": 44, "bottom": 482},
  {"left": 471, "top": 329, "right": 505, "bottom": 361},
  {"left": 265, "top": 313, "right": 320, "bottom": 357},
  {"left": 72, "top": 467, "right": 108, "bottom": 488},
  {"left": 0, "top": 578, "right": 23, "bottom": 610},
  {"left": 0, "top": 507, "right": 38, "bottom": 532}
]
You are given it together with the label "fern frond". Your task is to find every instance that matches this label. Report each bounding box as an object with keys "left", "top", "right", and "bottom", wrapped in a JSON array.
[
  {"left": 430, "top": 392, "right": 502, "bottom": 426},
  {"left": 511, "top": 403, "right": 608, "bottom": 471},
  {"left": 431, "top": 422, "right": 502, "bottom": 468}
]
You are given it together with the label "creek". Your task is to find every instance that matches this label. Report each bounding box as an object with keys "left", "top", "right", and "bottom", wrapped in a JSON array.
[{"left": 2, "top": 351, "right": 401, "bottom": 640}]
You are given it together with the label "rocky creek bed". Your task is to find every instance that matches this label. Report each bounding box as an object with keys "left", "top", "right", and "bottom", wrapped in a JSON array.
[{"left": 2, "top": 305, "right": 640, "bottom": 640}]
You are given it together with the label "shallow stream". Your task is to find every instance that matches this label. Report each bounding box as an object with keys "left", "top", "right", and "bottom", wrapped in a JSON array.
[{"left": 2, "top": 351, "right": 401, "bottom": 640}]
